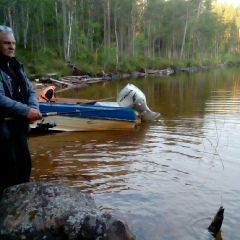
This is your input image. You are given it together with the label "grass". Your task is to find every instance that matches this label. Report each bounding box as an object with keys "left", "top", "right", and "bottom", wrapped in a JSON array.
[{"left": 15, "top": 48, "right": 240, "bottom": 80}]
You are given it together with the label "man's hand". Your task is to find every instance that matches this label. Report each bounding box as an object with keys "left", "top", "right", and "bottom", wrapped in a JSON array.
[{"left": 27, "top": 108, "right": 42, "bottom": 124}]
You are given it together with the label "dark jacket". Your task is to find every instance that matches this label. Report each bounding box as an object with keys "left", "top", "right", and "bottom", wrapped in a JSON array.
[{"left": 0, "top": 58, "right": 39, "bottom": 140}]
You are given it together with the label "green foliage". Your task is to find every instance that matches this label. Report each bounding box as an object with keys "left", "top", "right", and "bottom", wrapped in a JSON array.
[
  {"left": 149, "top": 58, "right": 174, "bottom": 70},
  {"left": 201, "top": 58, "right": 221, "bottom": 66},
  {"left": 15, "top": 45, "right": 240, "bottom": 78},
  {"left": 134, "top": 34, "right": 147, "bottom": 55},
  {"left": 96, "top": 45, "right": 118, "bottom": 72},
  {"left": 185, "top": 59, "right": 202, "bottom": 67},
  {"left": 3, "top": 0, "right": 239, "bottom": 78},
  {"left": 221, "top": 53, "right": 240, "bottom": 63},
  {"left": 116, "top": 57, "right": 135, "bottom": 73},
  {"left": 17, "top": 48, "right": 70, "bottom": 79}
]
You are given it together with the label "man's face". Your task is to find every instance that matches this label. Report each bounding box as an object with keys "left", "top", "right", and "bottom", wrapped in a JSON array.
[{"left": 0, "top": 32, "right": 16, "bottom": 59}]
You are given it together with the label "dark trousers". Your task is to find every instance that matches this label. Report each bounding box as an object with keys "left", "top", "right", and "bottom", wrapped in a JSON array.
[{"left": 0, "top": 130, "right": 32, "bottom": 194}]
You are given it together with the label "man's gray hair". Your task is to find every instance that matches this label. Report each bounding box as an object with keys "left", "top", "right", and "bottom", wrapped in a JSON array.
[{"left": 0, "top": 25, "right": 13, "bottom": 34}]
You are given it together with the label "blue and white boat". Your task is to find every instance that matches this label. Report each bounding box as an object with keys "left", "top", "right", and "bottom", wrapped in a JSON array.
[{"left": 31, "top": 84, "right": 160, "bottom": 132}]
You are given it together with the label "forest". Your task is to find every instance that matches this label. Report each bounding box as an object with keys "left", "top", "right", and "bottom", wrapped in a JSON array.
[{"left": 0, "top": 0, "right": 240, "bottom": 77}]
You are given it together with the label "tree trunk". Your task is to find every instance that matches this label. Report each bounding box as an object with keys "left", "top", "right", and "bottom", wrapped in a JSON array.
[
  {"left": 180, "top": 11, "right": 188, "bottom": 60},
  {"left": 107, "top": 0, "right": 111, "bottom": 47},
  {"left": 67, "top": 10, "right": 73, "bottom": 60},
  {"left": 131, "top": 1, "right": 136, "bottom": 56},
  {"left": 114, "top": 0, "right": 119, "bottom": 68},
  {"left": 62, "top": 0, "right": 67, "bottom": 60},
  {"left": 40, "top": 1, "right": 46, "bottom": 51},
  {"left": 192, "top": 0, "right": 203, "bottom": 58},
  {"left": 55, "top": 1, "right": 62, "bottom": 57}
]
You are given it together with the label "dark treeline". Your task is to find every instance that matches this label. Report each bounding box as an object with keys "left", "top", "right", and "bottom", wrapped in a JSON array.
[{"left": 0, "top": 0, "right": 240, "bottom": 76}]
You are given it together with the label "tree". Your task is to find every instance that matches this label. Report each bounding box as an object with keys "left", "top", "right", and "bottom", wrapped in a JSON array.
[{"left": 0, "top": 0, "right": 239, "bottom": 69}]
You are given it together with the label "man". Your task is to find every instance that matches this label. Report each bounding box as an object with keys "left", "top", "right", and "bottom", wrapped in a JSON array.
[{"left": 0, "top": 25, "right": 42, "bottom": 193}]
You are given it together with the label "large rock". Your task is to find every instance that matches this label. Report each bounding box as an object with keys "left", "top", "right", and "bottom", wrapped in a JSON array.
[{"left": 0, "top": 182, "right": 135, "bottom": 240}]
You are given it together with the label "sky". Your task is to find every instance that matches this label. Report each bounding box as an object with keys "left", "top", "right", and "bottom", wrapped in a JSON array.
[{"left": 217, "top": 0, "right": 240, "bottom": 7}]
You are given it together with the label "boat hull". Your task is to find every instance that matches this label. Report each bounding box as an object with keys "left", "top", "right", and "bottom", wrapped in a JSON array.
[
  {"left": 31, "top": 115, "right": 136, "bottom": 131},
  {"left": 31, "top": 102, "right": 138, "bottom": 132}
]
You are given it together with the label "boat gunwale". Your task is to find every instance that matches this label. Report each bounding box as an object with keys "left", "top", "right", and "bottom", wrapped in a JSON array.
[{"left": 38, "top": 101, "right": 137, "bottom": 122}]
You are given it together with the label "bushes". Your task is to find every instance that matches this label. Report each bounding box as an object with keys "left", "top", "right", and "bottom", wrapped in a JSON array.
[
  {"left": 16, "top": 46, "right": 240, "bottom": 79},
  {"left": 17, "top": 48, "right": 70, "bottom": 79}
]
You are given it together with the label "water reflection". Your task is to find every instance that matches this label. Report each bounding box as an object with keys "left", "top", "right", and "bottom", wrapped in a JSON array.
[
  {"left": 29, "top": 67, "right": 240, "bottom": 239},
  {"left": 30, "top": 127, "right": 149, "bottom": 193}
]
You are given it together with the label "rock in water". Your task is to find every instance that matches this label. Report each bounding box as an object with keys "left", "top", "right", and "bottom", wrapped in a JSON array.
[
  {"left": 0, "top": 182, "right": 135, "bottom": 240},
  {"left": 207, "top": 206, "right": 224, "bottom": 238}
]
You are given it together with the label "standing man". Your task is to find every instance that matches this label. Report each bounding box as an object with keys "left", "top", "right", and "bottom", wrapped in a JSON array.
[{"left": 0, "top": 25, "right": 42, "bottom": 193}]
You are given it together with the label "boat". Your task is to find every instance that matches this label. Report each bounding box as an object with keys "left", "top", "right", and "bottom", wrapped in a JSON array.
[{"left": 31, "top": 84, "right": 160, "bottom": 132}]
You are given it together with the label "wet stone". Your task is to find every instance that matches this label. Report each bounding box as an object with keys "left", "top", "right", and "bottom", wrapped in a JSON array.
[{"left": 0, "top": 182, "right": 135, "bottom": 240}]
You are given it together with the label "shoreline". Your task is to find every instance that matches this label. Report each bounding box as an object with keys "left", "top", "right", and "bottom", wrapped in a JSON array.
[{"left": 32, "top": 62, "right": 239, "bottom": 97}]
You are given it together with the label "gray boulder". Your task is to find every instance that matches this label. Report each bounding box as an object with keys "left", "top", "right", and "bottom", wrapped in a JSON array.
[{"left": 0, "top": 182, "right": 135, "bottom": 240}]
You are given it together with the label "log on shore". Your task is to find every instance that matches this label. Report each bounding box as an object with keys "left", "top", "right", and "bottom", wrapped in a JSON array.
[{"left": 34, "top": 62, "right": 232, "bottom": 96}]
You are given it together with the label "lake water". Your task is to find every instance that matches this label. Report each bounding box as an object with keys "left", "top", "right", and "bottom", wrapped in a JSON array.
[{"left": 29, "top": 66, "right": 240, "bottom": 240}]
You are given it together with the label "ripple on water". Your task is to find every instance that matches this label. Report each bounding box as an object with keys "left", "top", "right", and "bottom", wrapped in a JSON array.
[{"left": 29, "top": 70, "right": 240, "bottom": 239}]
